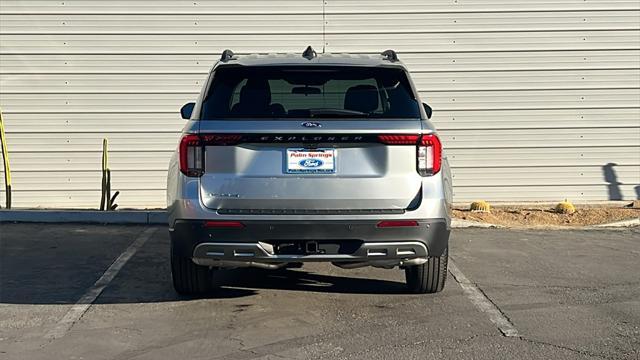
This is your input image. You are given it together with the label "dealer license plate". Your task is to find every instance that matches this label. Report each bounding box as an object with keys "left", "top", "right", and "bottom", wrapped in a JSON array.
[{"left": 286, "top": 148, "right": 336, "bottom": 174}]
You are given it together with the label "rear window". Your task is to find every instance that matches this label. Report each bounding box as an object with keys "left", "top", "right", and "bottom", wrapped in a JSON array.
[{"left": 200, "top": 66, "right": 421, "bottom": 119}]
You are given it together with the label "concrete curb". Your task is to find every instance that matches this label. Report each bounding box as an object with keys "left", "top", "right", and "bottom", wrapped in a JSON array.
[
  {"left": 0, "top": 210, "right": 636, "bottom": 229},
  {"left": 0, "top": 210, "right": 168, "bottom": 224},
  {"left": 593, "top": 218, "right": 640, "bottom": 228},
  {"left": 450, "top": 219, "right": 504, "bottom": 228}
]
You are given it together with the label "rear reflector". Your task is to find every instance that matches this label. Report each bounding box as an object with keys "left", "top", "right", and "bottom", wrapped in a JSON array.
[
  {"left": 204, "top": 221, "right": 245, "bottom": 228},
  {"left": 376, "top": 220, "right": 419, "bottom": 228}
]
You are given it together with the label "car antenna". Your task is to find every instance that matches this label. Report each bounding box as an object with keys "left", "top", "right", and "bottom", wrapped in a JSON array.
[
  {"left": 381, "top": 49, "right": 399, "bottom": 62},
  {"left": 220, "top": 49, "right": 235, "bottom": 62},
  {"left": 302, "top": 46, "right": 317, "bottom": 60}
]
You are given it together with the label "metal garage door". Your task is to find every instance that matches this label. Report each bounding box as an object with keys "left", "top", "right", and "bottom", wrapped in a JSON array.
[{"left": 1, "top": 0, "right": 639, "bottom": 208}]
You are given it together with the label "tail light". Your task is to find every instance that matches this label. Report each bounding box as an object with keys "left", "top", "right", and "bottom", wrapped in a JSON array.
[
  {"left": 378, "top": 133, "right": 442, "bottom": 176},
  {"left": 200, "top": 134, "right": 243, "bottom": 146},
  {"left": 377, "top": 134, "right": 419, "bottom": 145},
  {"left": 179, "top": 134, "right": 243, "bottom": 177},
  {"left": 418, "top": 134, "right": 442, "bottom": 176},
  {"left": 179, "top": 134, "right": 203, "bottom": 177}
]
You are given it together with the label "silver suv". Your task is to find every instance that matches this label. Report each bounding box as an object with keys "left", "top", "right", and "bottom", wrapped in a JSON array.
[{"left": 167, "top": 47, "right": 452, "bottom": 295}]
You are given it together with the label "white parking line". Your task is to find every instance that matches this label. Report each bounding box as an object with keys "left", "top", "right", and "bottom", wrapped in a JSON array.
[
  {"left": 448, "top": 260, "right": 520, "bottom": 337},
  {"left": 44, "top": 227, "right": 157, "bottom": 340}
]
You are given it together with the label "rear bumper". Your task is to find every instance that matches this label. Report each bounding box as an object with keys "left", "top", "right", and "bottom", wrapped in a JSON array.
[
  {"left": 170, "top": 219, "right": 450, "bottom": 264},
  {"left": 193, "top": 241, "right": 429, "bottom": 265}
]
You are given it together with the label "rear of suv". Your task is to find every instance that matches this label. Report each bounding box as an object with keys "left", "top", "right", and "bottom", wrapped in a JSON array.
[{"left": 167, "top": 48, "right": 453, "bottom": 295}]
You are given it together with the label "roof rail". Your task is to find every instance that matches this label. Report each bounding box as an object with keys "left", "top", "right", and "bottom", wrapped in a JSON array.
[
  {"left": 220, "top": 49, "right": 235, "bottom": 62},
  {"left": 302, "top": 46, "right": 317, "bottom": 60},
  {"left": 381, "top": 49, "right": 399, "bottom": 62}
]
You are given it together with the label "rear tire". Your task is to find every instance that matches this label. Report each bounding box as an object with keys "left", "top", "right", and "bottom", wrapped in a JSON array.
[
  {"left": 171, "top": 248, "right": 214, "bottom": 295},
  {"left": 405, "top": 247, "right": 448, "bottom": 294}
]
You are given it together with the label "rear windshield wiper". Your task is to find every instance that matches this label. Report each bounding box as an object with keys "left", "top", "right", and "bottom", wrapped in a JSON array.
[{"left": 309, "top": 109, "right": 369, "bottom": 118}]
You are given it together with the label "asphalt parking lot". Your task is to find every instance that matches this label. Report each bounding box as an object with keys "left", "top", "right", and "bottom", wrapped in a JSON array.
[{"left": 0, "top": 224, "right": 638, "bottom": 360}]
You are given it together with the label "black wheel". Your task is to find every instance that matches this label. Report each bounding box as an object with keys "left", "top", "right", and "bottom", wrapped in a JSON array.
[
  {"left": 405, "top": 247, "right": 448, "bottom": 294},
  {"left": 171, "top": 247, "right": 214, "bottom": 295}
]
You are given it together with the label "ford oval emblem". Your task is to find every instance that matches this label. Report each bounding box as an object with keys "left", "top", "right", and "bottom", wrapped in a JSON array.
[
  {"left": 299, "top": 159, "right": 323, "bottom": 168},
  {"left": 302, "top": 122, "right": 321, "bottom": 128}
]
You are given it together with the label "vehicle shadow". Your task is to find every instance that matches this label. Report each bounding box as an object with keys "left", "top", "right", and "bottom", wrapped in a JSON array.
[
  {"left": 0, "top": 224, "right": 409, "bottom": 306},
  {"left": 212, "top": 267, "right": 408, "bottom": 296},
  {"left": 94, "top": 267, "right": 409, "bottom": 304},
  {"left": 1, "top": 266, "right": 409, "bottom": 305}
]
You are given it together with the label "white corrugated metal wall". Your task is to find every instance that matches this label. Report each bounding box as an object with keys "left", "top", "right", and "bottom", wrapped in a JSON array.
[{"left": 1, "top": 0, "right": 639, "bottom": 208}]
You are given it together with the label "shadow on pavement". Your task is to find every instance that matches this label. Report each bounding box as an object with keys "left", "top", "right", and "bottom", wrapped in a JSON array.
[
  {"left": 0, "top": 223, "right": 409, "bottom": 306},
  {"left": 213, "top": 267, "right": 408, "bottom": 295}
]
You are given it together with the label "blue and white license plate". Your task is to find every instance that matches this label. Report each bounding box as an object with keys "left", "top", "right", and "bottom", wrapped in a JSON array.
[{"left": 286, "top": 148, "right": 336, "bottom": 174}]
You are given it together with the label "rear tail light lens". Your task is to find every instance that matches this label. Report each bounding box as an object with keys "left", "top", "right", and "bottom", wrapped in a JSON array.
[
  {"left": 179, "top": 134, "right": 243, "bottom": 177},
  {"left": 377, "top": 220, "right": 419, "bottom": 228},
  {"left": 418, "top": 134, "right": 442, "bottom": 176},
  {"left": 200, "top": 134, "right": 243, "bottom": 146},
  {"left": 179, "top": 134, "right": 203, "bottom": 177},
  {"left": 377, "top": 134, "right": 420, "bottom": 145},
  {"left": 378, "top": 133, "right": 442, "bottom": 176}
]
